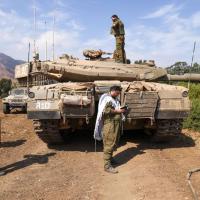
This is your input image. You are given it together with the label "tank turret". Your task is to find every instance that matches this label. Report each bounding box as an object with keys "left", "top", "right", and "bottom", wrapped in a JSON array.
[
  {"left": 15, "top": 51, "right": 200, "bottom": 87},
  {"left": 15, "top": 51, "right": 167, "bottom": 85}
]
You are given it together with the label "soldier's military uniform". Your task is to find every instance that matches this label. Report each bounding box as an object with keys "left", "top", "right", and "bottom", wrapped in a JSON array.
[
  {"left": 110, "top": 17, "right": 126, "bottom": 63},
  {"left": 102, "top": 101, "right": 121, "bottom": 169}
]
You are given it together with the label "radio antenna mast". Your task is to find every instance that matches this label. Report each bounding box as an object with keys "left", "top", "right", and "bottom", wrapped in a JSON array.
[
  {"left": 45, "top": 20, "right": 48, "bottom": 61},
  {"left": 33, "top": 3, "right": 37, "bottom": 57},
  {"left": 27, "top": 42, "right": 31, "bottom": 92},
  {"left": 188, "top": 41, "right": 196, "bottom": 89},
  {"left": 52, "top": 15, "right": 55, "bottom": 61}
]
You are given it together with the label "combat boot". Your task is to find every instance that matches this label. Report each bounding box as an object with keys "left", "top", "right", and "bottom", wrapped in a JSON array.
[
  {"left": 111, "top": 158, "right": 119, "bottom": 166},
  {"left": 0, "top": 171, "right": 6, "bottom": 176},
  {"left": 104, "top": 165, "right": 118, "bottom": 174}
]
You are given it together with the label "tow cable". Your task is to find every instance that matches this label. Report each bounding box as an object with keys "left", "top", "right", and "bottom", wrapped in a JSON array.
[{"left": 187, "top": 168, "right": 200, "bottom": 200}]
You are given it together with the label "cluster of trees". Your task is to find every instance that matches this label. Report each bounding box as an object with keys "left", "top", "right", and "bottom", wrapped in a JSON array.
[
  {"left": 167, "top": 62, "right": 200, "bottom": 75},
  {"left": 0, "top": 79, "right": 12, "bottom": 98}
]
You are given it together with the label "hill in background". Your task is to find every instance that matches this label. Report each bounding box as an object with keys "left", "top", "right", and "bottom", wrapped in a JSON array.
[{"left": 0, "top": 53, "right": 25, "bottom": 79}]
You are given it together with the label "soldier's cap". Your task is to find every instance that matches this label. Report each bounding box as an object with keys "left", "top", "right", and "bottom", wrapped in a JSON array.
[
  {"left": 110, "top": 85, "right": 122, "bottom": 92},
  {"left": 111, "top": 15, "right": 119, "bottom": 19}
]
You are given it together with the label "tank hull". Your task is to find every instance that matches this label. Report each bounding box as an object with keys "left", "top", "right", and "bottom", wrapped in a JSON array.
[{"left": 27, "top": 81, "right": 190, "bottom": 144}]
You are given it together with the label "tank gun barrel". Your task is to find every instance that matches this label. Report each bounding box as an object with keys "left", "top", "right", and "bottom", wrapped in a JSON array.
[{"left": 167, "top": 73, "right": 200, "bottom": 82}]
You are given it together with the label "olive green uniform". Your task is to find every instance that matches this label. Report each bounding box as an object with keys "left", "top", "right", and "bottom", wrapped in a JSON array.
[
  {"left": 103, "top": 102, "right": 121, "bottom": 168},
  {"left": 110, "top": 19, "right": 126, "bottom": 63}
]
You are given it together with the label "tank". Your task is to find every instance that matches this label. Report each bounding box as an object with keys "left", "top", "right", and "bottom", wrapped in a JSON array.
[
  {"left": 2, "top": 87, "right": 28, "bottom": 114},
  {"left": 15, "top": 50, "right": 198, "bottom": 144}
]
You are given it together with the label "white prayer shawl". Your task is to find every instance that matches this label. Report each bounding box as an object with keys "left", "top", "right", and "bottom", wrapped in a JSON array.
[{"left": 94, "top": 93, "right": 121, "bottom": 141}]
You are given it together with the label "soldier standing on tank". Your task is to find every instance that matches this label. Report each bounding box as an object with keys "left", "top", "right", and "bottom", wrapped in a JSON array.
[
  {"left": 110, "top": 15, "right": 126, "bottom": 63},
  {"left": 102, "top": 86, "right": 125, "bottom": 173}
]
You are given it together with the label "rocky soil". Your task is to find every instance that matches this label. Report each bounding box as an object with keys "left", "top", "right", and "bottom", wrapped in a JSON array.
[{"left": 0, "top": 101, "right": 200, "bottom": 200}]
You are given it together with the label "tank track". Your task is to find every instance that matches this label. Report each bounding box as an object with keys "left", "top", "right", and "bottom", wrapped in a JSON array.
[
  {"left": 32, "top": 119, "right": 63, "bottom": 144},
  {"left": 152, "top": 119, "right": 183, "bottom": 142}
]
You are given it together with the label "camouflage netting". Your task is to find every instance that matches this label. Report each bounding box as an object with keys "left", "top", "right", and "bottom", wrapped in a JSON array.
[
  {"left": 49, "top": 82, "right": 94, "bottom": 91},
  {"left": 123, "top": 81, "right": 188, "bottom": 93},
  {"left": 83, "top": 50, "right": 104, "bottom": 60}
]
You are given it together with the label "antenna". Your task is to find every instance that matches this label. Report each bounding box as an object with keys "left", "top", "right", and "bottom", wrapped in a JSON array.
[
  {"left": 33, "top": 4, "right": 36, "bottom": 57},
  {"left": 52, "top": 15, "right": 55, "bottom": 61},
  {"left": 45, "top": 20, "right": 48, "bottom": 61},
  {"left": 188, "top": 41, "right": 196, "bottom": 89},
  {"left": 27, "top": 42, "right": 31, "bottom": 92}
]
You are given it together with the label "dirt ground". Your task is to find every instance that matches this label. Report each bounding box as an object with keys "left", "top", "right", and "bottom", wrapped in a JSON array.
[{"left": 1, "top": 102, "right": 200, "bottom": 200}]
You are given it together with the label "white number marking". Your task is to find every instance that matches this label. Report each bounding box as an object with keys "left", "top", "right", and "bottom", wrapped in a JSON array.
[{"left": 36, "top": 101, "right": 50, "bottom": 110}]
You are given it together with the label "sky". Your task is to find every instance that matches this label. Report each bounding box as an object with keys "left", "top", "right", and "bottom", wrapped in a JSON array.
[{"left": 0, "top": 0, "right": 200, "bottom": 67}]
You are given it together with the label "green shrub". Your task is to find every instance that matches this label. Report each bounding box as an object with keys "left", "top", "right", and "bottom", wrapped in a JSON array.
[
  {"left": 183, "top": 98, "right": 200, "bottom": 131},
  {"left": 0, "top": 78, "right": 12, "bottom": 98},
  {"left": 180, "top": 83, "right": 200, "bottom": 131},
  {"left": 167, "top": 62, "right": 200, "bottom": 131}
]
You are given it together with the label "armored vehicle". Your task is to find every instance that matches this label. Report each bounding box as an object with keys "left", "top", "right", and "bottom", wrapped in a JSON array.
[
  {"left": 2, "top": 87, "right": 28, "bottom": 114},
  {"left": 15, "top": 51, "right": 199, "bottom": 144}
]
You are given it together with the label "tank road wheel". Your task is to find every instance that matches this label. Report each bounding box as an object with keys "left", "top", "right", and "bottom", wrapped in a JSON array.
[
  {"left": 152, "top": 119, "right": 183, "bottom": 142},
  {"left": 3, "top": 103, "right": 10, "bottom": 114},
  {"left": 33, "top": 120, "right": 63, "bottom": 145}
]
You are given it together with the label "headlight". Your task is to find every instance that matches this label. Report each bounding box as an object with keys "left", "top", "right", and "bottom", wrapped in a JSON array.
[
  {"left": 28, "top": 92, "right": 35, "bottom": 98},
  {"left": 182, "top": 91, "right": 188, "bottom": 97}
]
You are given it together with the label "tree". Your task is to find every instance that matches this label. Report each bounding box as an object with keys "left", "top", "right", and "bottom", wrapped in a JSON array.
[
  {"left": 166, "top": 62, "right": 189, "bottom": 75},
  {"left": 0, "top": 79, "right": 12, "bottom": 98},
  {"left": 167, "top": 62, "right": 200, "bottom": 75},
  {"left": 192, "top": 63, "right": 200, "bottom": 73}
]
